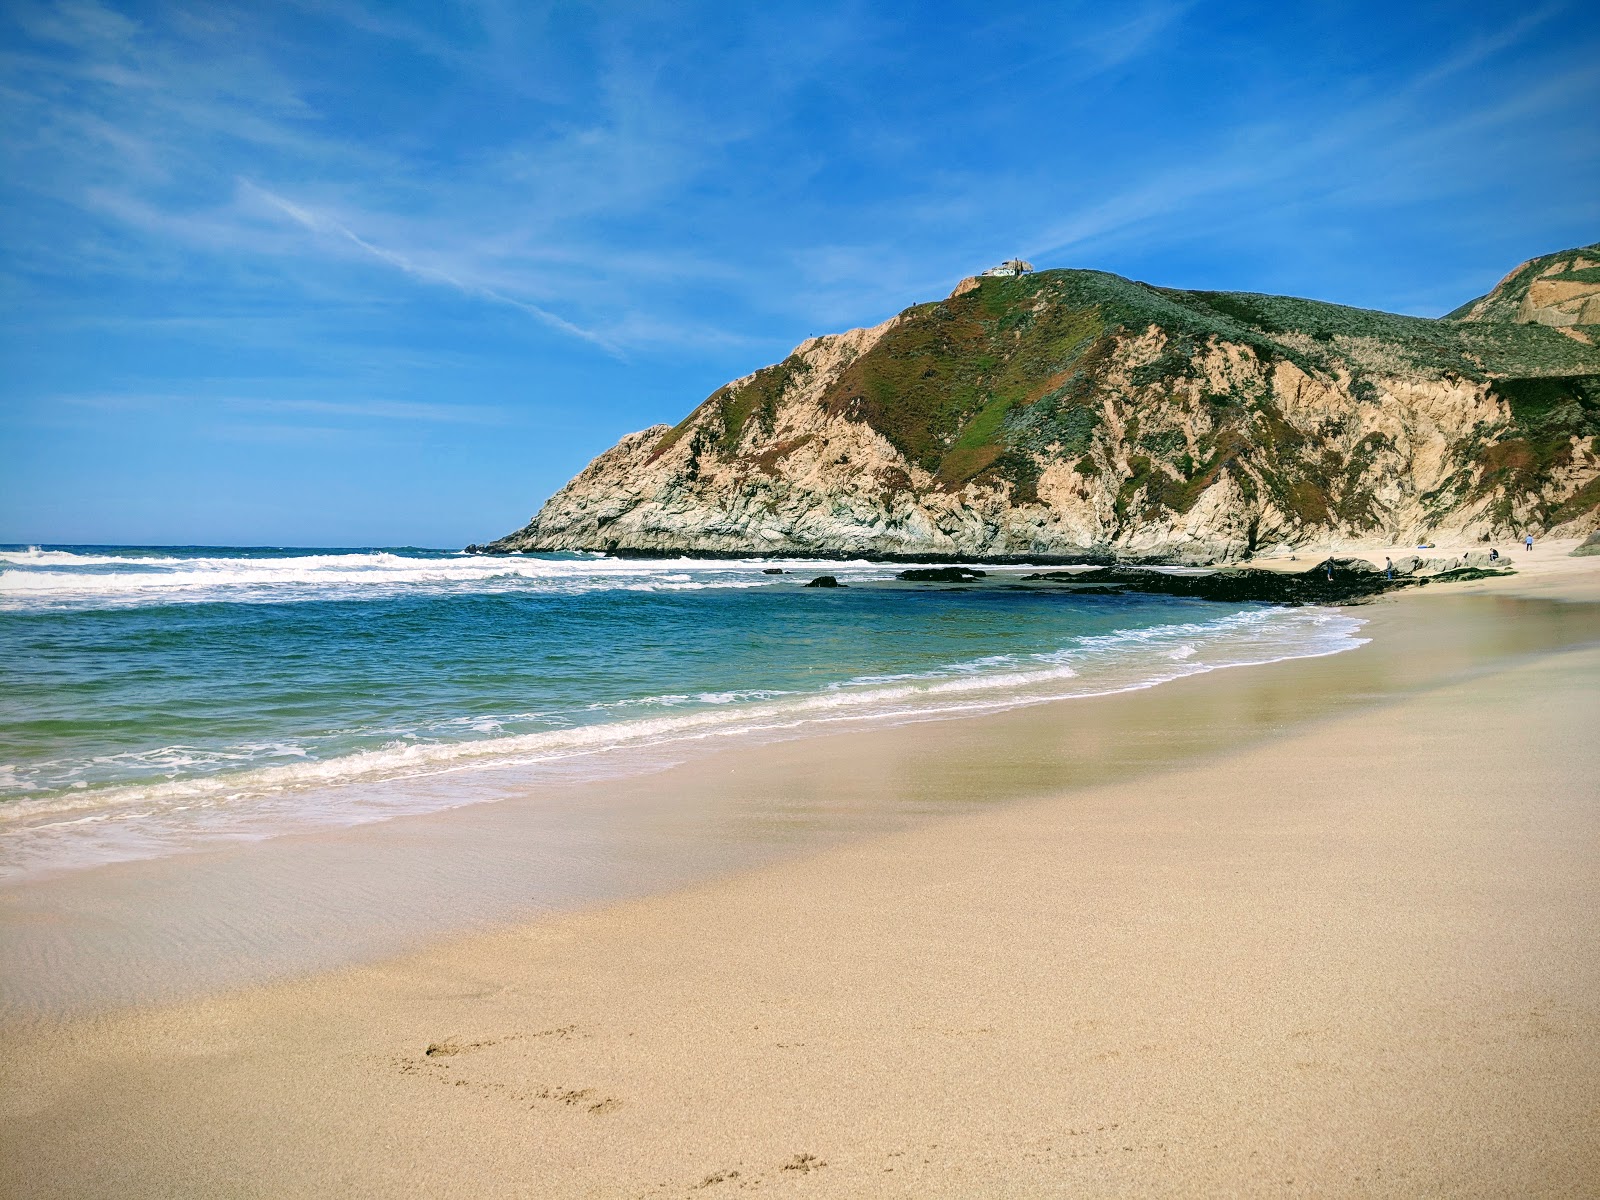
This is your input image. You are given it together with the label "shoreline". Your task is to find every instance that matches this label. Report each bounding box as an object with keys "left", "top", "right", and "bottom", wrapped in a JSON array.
[
  {"left": 0, "top": 566, "right": 1593, "bottom": 1017},
  {"left": 3, "top": 535, "right": 1587, "bottom": 897},
  {"left": 2, "top": 555, "right": 1598, "bottom": 1196},
  {"left": 3, "top": 575, "right": 1599, "bottom": 1021},
  {"left": 2, "top": 578, "right": 1597, "bottom": 1195},
  {"left": 467, "top": 532, "right": 1598, "bottom": 568},
  {"left": 0, "top": 598, "right": 1362, "bottom": 887}
]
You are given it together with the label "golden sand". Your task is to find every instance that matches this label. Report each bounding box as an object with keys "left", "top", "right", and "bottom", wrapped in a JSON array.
[{"left": 3, "top": 550, "right": 1598, "bottom": 1197}]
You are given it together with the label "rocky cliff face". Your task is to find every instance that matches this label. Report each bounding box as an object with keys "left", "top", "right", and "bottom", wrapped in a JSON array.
[
  {"left": 485, "top": 245, "right": 1600, "bottom": 561},
  {"left": 1448, "top": 244, "right": 1600, "bottom": 334}
]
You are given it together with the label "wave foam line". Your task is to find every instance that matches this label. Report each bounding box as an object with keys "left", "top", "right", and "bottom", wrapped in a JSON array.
[
  {"left": 0, "top": 550, "right": 906, "bottom": 607},
  {"left": 0, "top": 609, "right": 1365, "bottom": 837}
]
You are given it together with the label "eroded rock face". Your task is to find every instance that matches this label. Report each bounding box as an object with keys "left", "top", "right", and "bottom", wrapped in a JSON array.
[
  {"left": 486, "top": 251, "right": 1600, "bottom": 561},
  {"left": 1451, "top": 244, "right": 1600, "bottom": 334}
]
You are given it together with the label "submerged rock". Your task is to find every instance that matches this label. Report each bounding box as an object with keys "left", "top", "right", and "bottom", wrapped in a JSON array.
[
  {"left": 1417, "top": 566, "right": 1520, "bottom": 584},
  {"left": 803, "top": 575, "right": 845, "bottom": 588},
  {"left": 896, "top": 566, "right": 987, "bottom": 582},
  {"left": 1021, "top": 558, "right": 1511, "bottom": 604}
]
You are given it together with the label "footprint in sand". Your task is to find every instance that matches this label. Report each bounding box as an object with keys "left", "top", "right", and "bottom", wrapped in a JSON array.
[{"left": 424, "top": 1035, "right": 504, "bottom": 1057}]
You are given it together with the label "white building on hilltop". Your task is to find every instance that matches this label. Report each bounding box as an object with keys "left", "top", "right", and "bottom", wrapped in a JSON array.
[{"left": 980, "top": 258, "right": 1035, "bottom": 278}]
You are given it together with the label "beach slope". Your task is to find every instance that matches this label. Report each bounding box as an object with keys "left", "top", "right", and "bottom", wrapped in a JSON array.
[{"left": 3, "top": 591, "right": 1599, "bottom": 1197}]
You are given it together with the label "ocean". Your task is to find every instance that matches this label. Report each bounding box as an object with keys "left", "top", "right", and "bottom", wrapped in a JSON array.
[{"left": 0, "top": 546, "right": 1367, "bottom": 881}]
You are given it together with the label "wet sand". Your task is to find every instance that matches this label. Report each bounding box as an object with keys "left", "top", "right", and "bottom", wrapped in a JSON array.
[
  {"left": 2, "top": 553, "right": 1599, "bottom": 1196},
  {"left": 4, "top": 590, "right": 1596, "bottom": 1018}
]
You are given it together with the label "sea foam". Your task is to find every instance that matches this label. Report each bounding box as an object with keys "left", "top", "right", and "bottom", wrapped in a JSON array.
[
  {"left": 0, "top": 547, "right": 904, "bottom": 609},
  {"left": 0, "top": 598, "right": 1366, "bottom": 880}
]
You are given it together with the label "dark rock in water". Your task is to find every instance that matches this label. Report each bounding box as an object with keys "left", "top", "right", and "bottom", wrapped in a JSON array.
[
  {"left": 762, "top": 567, "right": 785, "bottom": 574},
  {"left": 1021, "top": 558, "right": 1467, "bottom": 604},
  {"left": 1573, "top": 531, "right": 1600, "bottom": 557},
  {"left": 1011, "top": 575, "right": 1126, "bottom": 594},
  {"left": 803, "top": 575, "right": 845, "bottom": 588},
  {"left": 897, "top": 566, "right": 987, "bottom": 582},
  {"left": 1418, "top": 566, "right": 1517, "bottom": 583}
]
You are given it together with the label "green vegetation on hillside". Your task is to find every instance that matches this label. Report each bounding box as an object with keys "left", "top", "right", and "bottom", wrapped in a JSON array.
[
  {"left": 1444, "top": 242, "right": 1600, "bottom": 320},
  {"left": 642, "top": 249, "right": 1600, "bottom": 532},
  {"left": 809, "top": 274, "right": 1108, "bottom": 492},
  {"left": 1475, "top": 375, "right": 1600, "bottom": 524},
  {"left": 819, "top": 265, "right": 1595, "bottom": 504},
  {"left": 650, "top": 353, "right": 813, "bottom": 462}
]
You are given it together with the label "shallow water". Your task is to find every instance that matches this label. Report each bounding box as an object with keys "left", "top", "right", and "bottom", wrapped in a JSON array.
[
  {"left": 3, "top": 592, "right": 1597, "bottom": 1017},
  {"left": 0, "top": 546, "right": 1362, "bottom": 879}
]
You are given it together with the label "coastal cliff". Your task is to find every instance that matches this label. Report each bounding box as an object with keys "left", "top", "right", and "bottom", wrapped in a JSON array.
[{"left": 484, "top": 244, "right": 1600, "bottom": 561}]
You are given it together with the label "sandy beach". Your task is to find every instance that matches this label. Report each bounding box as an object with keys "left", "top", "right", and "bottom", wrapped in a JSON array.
[
  {"left": 8, "top": 4, "right": 1597, "bottom": 1195},
  {"left": 3, "top": 543, "right": 1599, "bottom": 1197}
]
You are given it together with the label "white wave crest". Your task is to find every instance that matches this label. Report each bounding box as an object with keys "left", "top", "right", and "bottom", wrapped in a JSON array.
[
  {"left": 0, "top": 549, "right": 906, "bottom": 609},
  {"left": 0, "top": 607, "right": 1368, "bottom": 880}
]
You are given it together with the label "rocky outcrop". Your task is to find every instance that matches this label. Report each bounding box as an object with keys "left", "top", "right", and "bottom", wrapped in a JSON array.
[
  {"left": 1449, "top": 244, "right": 1600, "bottom": 335},
  {"left": 1020, "top": 559, "right": 1506, "bottom": 605},
  {"left": 897, "top": 567, "right": 986, "bottom": 582},
  {"left": 484, "top": 246, "right": 1600, "bottom": 562}
]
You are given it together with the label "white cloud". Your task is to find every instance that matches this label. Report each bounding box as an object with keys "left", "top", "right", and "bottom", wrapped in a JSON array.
[{"left": 242, "top": 183, "right": 621, "bottom": 352}]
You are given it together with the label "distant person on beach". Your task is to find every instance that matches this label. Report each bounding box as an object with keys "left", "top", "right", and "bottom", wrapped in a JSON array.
[
  {"left": 1385, "top": 557, "right": 1394, "bottom": 579},
  {"left": 1326, "top": 561, "right": 1334, "bottom": 582},
  {"left": 1525, "top": 534, "right": 1534, "bottom": 552},
  {"left": 1490, "top": 548, "right": 1499, "bottom": 562}
]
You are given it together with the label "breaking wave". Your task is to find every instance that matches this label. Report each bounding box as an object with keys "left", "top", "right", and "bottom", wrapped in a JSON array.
[
  {"left": 0, "top": 546, "right": 901, "bottom": 610},
  {"left": 0, "top": 598, "right": 1365, "bottom": 879}
]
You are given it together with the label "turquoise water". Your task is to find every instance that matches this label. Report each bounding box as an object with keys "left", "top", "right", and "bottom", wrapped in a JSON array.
[{"left": 0, "top": 546, "right": 1365, "bottom": 878}]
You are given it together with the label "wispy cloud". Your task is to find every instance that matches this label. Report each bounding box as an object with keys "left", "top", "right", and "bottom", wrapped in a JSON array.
[
  {"left": 1019, "top": 12, "right": 1599, "bottom": 276},
  {"left": 1074, "top": 1, "right": 1196, "bottom": 70},
  {"left": 4, "top": 1, "right": 1597, "bottom": 366},
  {"left": 224, "top": 396, "right": 508, "bottom": 424},
  {"left": 1410, "top": 2, "right": 1566, "bottom": 90},
  {"left": 52, "top": 391, "right": 506, "bottom": 424},
  {"left": 0, "top": 0, "right": 724, "bottom": 354},
  {"left": 243, "top": 182, "right": 620, "bottom": 352}
]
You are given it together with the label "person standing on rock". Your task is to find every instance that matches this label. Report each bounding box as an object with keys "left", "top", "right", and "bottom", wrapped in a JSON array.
[
  {"left": 1525, "top": 533, "right": 1534, "bottom": 552},
  {"left": 1385, "top": 557, "right": 1394, "bottom": 580}
]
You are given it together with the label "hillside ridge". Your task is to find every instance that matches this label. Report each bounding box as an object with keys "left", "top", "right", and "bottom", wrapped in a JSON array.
[{"left": 481, "top": 245, "right": 1600, "bottom": 561}]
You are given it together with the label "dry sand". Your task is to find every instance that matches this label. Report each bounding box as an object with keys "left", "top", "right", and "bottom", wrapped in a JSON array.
[
  {"left": 1253, "top": 532, "right": 1600, "bottom": 602},
  {"left": 3, "top": 556, "right": 1599, "bottom": 1197}
]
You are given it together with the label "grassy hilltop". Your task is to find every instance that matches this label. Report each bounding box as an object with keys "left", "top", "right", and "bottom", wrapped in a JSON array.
[{"left": 488, "top": 244, "right": 1600, "bottom": 559}]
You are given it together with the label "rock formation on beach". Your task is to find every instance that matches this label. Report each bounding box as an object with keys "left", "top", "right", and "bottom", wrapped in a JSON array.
[{"left": 482, "top": 244, "right": 1600, "bottom": 561}]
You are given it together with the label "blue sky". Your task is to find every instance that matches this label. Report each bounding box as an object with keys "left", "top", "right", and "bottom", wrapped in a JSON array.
[{"left": 3, "top": 0, "right": 1597, "bottom": 546}]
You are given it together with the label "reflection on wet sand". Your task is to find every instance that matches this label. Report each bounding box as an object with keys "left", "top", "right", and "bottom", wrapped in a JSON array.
[{"left": 2, "top": 593, "right": 1597, "bottom": 1016}]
